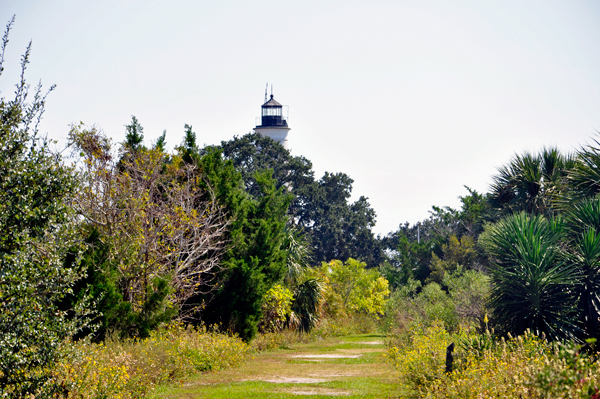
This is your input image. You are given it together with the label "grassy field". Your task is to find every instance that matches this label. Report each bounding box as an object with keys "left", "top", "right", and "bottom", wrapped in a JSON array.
[{"left": 150, "top": 333, "right": 407, "bottom": 398}]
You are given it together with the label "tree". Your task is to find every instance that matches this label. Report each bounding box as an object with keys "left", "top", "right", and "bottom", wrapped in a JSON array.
[
  {"left": 216, "top": 132, "right": 315, "bottom": 222},
  {"left": 124, "top": 115, "right": 145, "bottom": 152},
  {"left": 489, "top": 147, "right": 575, "bottom": 218},
  {"left": 427, "top": 234, "right": 477, "bottom": 284},
  {"left": 481, "top": 213, "right": 579, "bottom": 340},
  {"left": 279, "top": 225, "right": 322, "bottom": 333},
  {"left": 213, "top": 133, "right": 384, "bottom": 266},
  {"left": 308, "top": 172, "right": 383, "bottom": 266},
  {"left": 558, "top": 135, "right": 600, "bottom": 210},
  {"left": 316, "top": 259, "right": 390, "bottom": 317},
  {"left": 563, "top": 198, "right": 600, "bottom": 340},
  {"left": 482, "top": 203, "right": 600, "bottom": 342},
  {"left": 382, "top": 187, "right": 491, "bottom": 286},
  {"left": 187, "top": 143, "right": 293, "bottom": 341},
  {"left": 69, "top": 123, "right": 229, "bottom": 338},
  {"left": 0, "top": 17, "right": 90, "bottom": 396},
  {"left": 382, "top": 208, "right": 455, "bottom": 285}
]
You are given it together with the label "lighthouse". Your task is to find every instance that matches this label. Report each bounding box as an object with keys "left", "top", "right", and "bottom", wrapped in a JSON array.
[{"left": 254, "top": 91, "right": 291, "bottom": 150}]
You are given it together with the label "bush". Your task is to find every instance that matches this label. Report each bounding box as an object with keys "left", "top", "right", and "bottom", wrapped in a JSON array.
[
  {"left": 388, "top": 324, "right": 600, "bottom": 398},
  {"left": 258, "top": 284, "right": 294, "bottom": 333},
  {"left": 314, "top": 258, "right": 390, "bottom": 318},
  {"left": 481, "top": 213, "right": 579, "bottom": 340},
  {"left": 387, "top": 321, "right": 453, "bottom": 392},
  {"left": 383, "top": 269, "right": 490, "bottom": 335},
  {"left": 58, "top": 324, "right": 250, "bottom": 398},
  {"left": 0, "top": 17, "right": 92, "bottom": 396}
]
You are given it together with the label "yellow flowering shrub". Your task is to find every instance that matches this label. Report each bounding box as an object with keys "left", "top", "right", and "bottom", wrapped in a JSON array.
[
  {"left": 315, "top": 259, "right": 390, "bottom": 318},
  {"left": 259, "top": 284, "right": 295, "bottom": 332},
  {"left": 389, "top": 326, "right": 600, "bottom": 398},
  {"left": 58, "top": 324, "right": 249, "bottom": 398},
  {"left": 430, "top": 331, "right": 548, "bottom": 398},
  {"left": 387, "top": 321, "right": 453, "bottom": 392}
]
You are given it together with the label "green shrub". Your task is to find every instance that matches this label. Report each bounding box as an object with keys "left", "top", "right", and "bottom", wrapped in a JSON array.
[
  {"left": 0, "top": 17, "right": 91, "bottom": 396},
  {"left": 387, "top": 321, "right": 453, "bottom": 393},
  {"left": 314, "top": 258, "right": 390, "bottom": 318},
  {"left": 384, "top": 269, "right": 490, "bottom": 336},
  {"left": 258, "top": 284, "right": 294, "bottom": 333}
]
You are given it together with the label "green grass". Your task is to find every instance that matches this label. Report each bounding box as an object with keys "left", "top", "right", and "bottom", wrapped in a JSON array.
[
  {"left": 150, "top": 333, "right": 406, "bottom": 399},
  {"left": 153, "top": 378, "right": 400, "bottom": 398}
]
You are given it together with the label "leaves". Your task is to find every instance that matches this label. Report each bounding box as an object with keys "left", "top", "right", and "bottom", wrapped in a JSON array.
[
  {"left": 489, "top": 147, "right": 575, "bottom": 218},
  {"left": 482, "top": 213, "right": 579, "bottom": 340},
  {"left": 0, "top": 17, "right": 90, "bottom": 396},
  {"left": 69, "top": 123, "right": 230, "bottom": 337},
  {"left": 317, "top": 259, "right": 390, "bottom": 317}
]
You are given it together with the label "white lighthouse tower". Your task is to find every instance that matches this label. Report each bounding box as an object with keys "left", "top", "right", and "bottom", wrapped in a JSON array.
[{"left": 254, "top": 89, "right": 291, "bottom": 150}]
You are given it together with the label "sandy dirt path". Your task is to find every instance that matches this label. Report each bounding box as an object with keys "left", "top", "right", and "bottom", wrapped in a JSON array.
[{"left": 151, "top": 333, "right": 406, "bottom": 398}]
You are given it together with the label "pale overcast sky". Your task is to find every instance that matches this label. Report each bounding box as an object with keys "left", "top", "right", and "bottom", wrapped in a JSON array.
[{"left": 2, "top": 0, "right": 600, "bottom": 235}]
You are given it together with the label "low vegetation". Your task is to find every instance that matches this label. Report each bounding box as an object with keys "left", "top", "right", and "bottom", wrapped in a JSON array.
[
  {"left": 388, "top": 322, "right": 600, "bottom": 398},
  {"left": 57, "top": 324, "right": 250, "bottom": 399}
]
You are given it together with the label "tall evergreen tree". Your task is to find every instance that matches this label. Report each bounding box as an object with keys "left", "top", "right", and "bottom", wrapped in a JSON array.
[
  {"left": 185, "top": 133, "right": 293, "bottom": 340},
  {"left": 124, "top": 115, "right": 144, "bottom": 151},
  {"left": 214, "top": 132, "right": 384, "bottom": 266}
]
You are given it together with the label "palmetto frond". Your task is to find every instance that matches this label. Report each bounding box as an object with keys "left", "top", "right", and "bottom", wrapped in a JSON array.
[
  {"left": 556, "top": 136, "right": 600, "bottom": 210},
  {"left": 482, "top": 213, "right": 579, "bottom": 340},
  {"left": 564, "top": 198, "right": 600, "bottom": 339},
  {"left": 489, "top": 148, "right": 574, "bottom": 219},
  {"left": 282, "top": 223, "right": 312, "bottom": 286},
  {"left": 291, "top": 278, "right": 322, "bottom": 333}
]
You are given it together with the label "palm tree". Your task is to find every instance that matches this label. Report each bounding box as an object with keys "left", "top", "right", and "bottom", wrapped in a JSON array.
[
  {"left": 564, "top": 198, "right": 600, "bottom": 340},
  {"left": 291, "top": 279, "right": 322, "bottom": 333},
  {"left": 489, "top": 148, "right": 575, "bottom": 219},
  {"left": 557, "top": 136, "right": 600, "bottom": 209},
  {"left": 281, "top": 224, "right": 322, "bottom": 332},
  {"left": 482, "top": 213, "right": 579, "bottom": 340},
  {"left": 484, "top": 199, "right": 600, "bottom": 341}
]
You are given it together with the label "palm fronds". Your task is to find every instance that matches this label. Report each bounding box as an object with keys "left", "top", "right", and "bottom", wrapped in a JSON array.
[
  {"left": 290, "top": 279, "right": 323, "bottom": 333},
  {"left": 564, "top": 198, "right": 600, "bottom": 339},
  {"left": 482, "top": 213, "right": 579, "bottom": 340}
]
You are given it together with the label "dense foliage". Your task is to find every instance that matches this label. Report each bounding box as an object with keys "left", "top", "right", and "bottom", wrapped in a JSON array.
[
  {"left": 67, "top": 123, "right": 229, "bottom": 339},
  {"left": 315, "top": 258, "right": 390, "bottom": 317},
  {"left": 481, "top": 213, "right": 578, "bottom": 340},
  {"left": 58, "top": 324, "right": 250, "bottom": 399},
  {"left": 0, "top": 18, "right": 90, "bottom": 396},
  {"left": 381, "top": 187, "right": 489, "bottom": 286},
  {"left": 186, "top": 136, "right": 294, "bottom": 341},
  {"left": 214, "top": 133, "right": 384, "bottom": 266}
]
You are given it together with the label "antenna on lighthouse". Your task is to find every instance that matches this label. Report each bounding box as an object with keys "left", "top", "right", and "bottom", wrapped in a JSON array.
[
  {"left": 271, "top": 84, "right": 273, "bottom": 97},
  {"left": 264, "top": 83, "right": 268, "bottom": 103}
]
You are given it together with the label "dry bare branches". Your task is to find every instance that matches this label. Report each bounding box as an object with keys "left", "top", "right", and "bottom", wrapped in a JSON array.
[{"left": 69, "top": 124, "right": 229, "bottom": 314}]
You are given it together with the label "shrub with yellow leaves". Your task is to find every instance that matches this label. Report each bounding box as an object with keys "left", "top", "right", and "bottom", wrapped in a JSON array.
[
  {"left": 389, "top": 324, "right": 600, "bottom": 398},
  {"left": 387, "top": 320, "right": 452, "bottom": 393},
  {"left": 58, "top": 323, "right": 249, "bottom": 398}
]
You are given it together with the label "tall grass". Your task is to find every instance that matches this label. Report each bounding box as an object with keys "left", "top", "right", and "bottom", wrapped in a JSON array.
[{"left": 57, "top": 324, "right": 250, "bottom": 399}]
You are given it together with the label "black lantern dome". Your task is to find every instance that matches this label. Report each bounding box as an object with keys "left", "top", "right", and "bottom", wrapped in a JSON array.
[{"left": 259, "top": 94, "right": 288, "bottom": 127}]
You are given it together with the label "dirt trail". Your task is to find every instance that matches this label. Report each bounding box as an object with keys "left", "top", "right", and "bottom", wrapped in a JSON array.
[{"left": 152, "top": 333, "right": 406, "bottom": 398}]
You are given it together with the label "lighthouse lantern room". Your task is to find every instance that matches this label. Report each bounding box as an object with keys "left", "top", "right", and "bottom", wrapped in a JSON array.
[{"left": 254, "top": 87, "right": 291, "bottom": 149}]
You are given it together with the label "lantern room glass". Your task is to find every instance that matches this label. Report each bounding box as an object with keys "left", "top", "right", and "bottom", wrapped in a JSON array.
[{"left": 262, "top": 107, "right": 282, "bottom": 116}]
